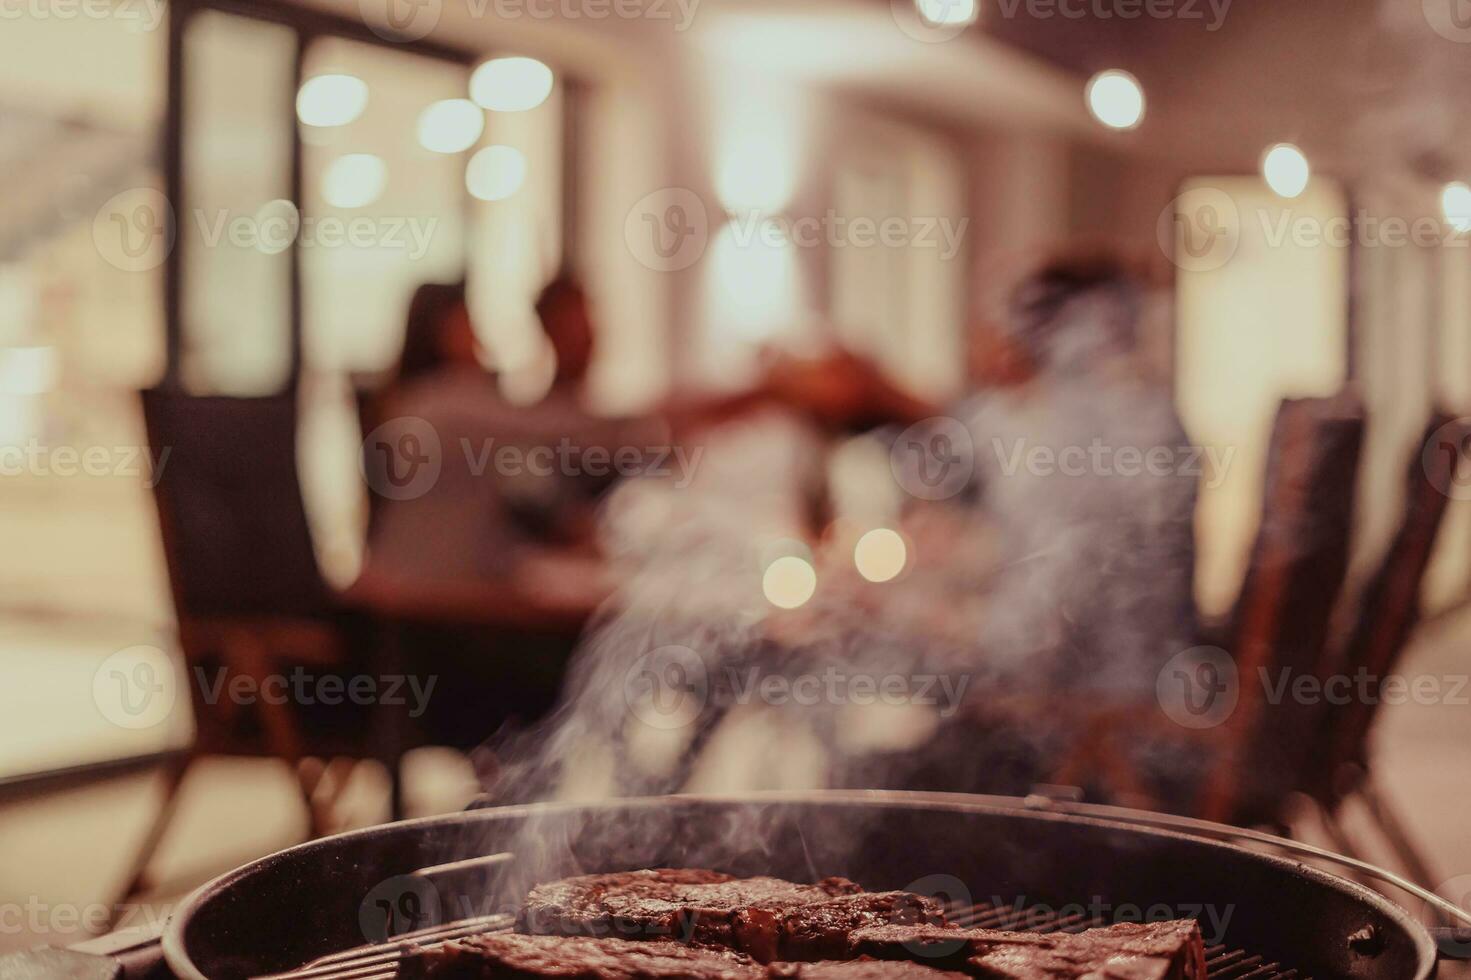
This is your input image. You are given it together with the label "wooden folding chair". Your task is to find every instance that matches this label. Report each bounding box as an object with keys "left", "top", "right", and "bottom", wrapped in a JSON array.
[
  {"left": 1303, "top": 414, "right": 1468, "bottom": 883},
  {"left": 1198, "top": 392, "right": 1365, "bottom": 826},
  {"left": 123, "top": 388, "right": 410, "bottom": 905}
]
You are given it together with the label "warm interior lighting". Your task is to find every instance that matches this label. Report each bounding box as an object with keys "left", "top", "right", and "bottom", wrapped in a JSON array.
[
  {"left": 465, "top": 145, "right": 527, "bottom": 201},
  {"left": 1085, "top": 70, "right": 1145, "bottom": 131},
  {"left": 914, "top": 0, "right": 978, "bottom": 27},
  {"left": 707, "top": 219, "right": 797, "bottom": 342},
  {"left": 853, "top": 528, "right": 907, "bottom": 583},
  {"left": 296, "top": 74, "right": 368, "bottom": 128},
  {"left": 1262, "top": 143, "right": 1310, "bottom": 199},
  {"left": 252, "top": 199, "right": 299, "bottom": 255},
  {"left": 321, "top": 153, "right": 387, "bottom": 209},
  {"left": 0, "top": 346, "right": 59, "bottom": 395},
  {"left": 1443, "top": 182, "right": 1471, "bottom": 233},
  {"left": 762, "top": 555, "right": 817, "bottom": 609},
  {"left": 417, "top": 99, "right": 484, "bottom": 154},
  {"left": 470, "top": 57, "right": 554, "bottom": 113},
  {"left": 714, "top": 106, "right": 798, "bottom": 215}
]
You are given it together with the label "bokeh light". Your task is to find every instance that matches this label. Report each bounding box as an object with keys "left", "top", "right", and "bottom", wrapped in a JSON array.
[
  {"left": 465, "top": 145, "right": 527, "bottom": 201},
  {"left": 854, "top": 528, "right": 908, "bottom": 583},
  {"left": 1262, "top": 143, "right": 1310, "bottom": 199},
  {"left": 321, "top": 153, "right": 386, "bottom": 209},
  {"left": 1086, "top": 70, "right": 1145, "bottom": 131},
  {"left": 914, "top": 0, "right": 977, "bottom": 27},
  {"left": 417, "top": 99, "right": 484, "bottom": 154},
  {"left": 1442, "top": 182, "right": 1471, "bottom": 233},
  {"left": 296, "top": 74, "right": 367, "bottom": 128},
  {"left": 762, "top": 555, "right": 817, "bottom": 609},
  {"left": 470, "top": 57, "right": 554, "bottom": 112}
]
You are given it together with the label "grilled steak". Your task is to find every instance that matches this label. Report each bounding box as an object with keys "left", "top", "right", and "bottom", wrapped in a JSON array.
[
  {"left": 848, "top": 924, "right": 1050, "bottom": 971},
  {"left": 396, "top": 933, "right": 763, "bottom": 980},
  {"left": 398, "top": 938, "right": 970, "bottom": 980},
  {"left": 767, "top": 959, "right": 969, "bottom": 978},
  {"left": 849, "top": 920, "right": 1207, "bottom": 979},
  {"left": 519, "top": 870, "right": 946, "bottom": 963}
]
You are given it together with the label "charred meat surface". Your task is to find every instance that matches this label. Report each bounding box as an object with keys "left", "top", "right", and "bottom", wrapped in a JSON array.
[
  {"left": 850, "top": 920, "right": 1207, "bottom": 979},
  {"left": 766, "top": 958, "right": 969, "bottom": 978},
  {"left": 396, "top": 933, "right": 763, "bottom": 980},
  {"left": 519, "top": 869, "right": 946, "bottom": 962},
  {"left": 848, "top": 925, "right": 1048, "bottom": 971}
]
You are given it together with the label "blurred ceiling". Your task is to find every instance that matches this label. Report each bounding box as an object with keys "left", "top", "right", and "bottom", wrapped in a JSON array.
[{"left": 969, "top": 0, "right": 1471, "bottom": 182}]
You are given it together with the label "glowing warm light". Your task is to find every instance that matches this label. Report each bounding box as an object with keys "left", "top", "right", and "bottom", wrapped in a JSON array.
[
  {"left": 715, "top": 129, "right": 796, "bottom": 214},
  {"left": 417, "top": 99, "right": 484, "bottom": 154},
  {"left": 0, "top": 346, "right": 59, "bottom": 395},
  {"left": 1262, "top": 143, "right": 1310, "bottom": 199},
  {"left": 707, "top": 219, "right": 797, "bottom": 341},
  {"left": 713, "top": 84, "right": 798, "bottom": 214},
  {"left": 915, "top": 0, "right": 977, "bottom": 27},
  {"left": 252, "top": 199, "right": 299, "bottom": 255},
  {"left": 296, "top": 74, "right": 368, "bottom": 128},
  {"left": 470, "top": 57, "right": 554, "bottom": 112},
  {"left": 762, "top": 555, "right": 817, "bottom": 609},
  {"left": 1443, "top": 182, "right": 1471, "bottom": 233},
  {"left": 854, "top": 528, "right": 907, "bottom": 583},
  {"left": 321, "top": 154, "right": 387, "bottom": 209},
  {"left": 1086, "top": 70, "right": 1145, "bottom": 131},
  {"left": 466, "top": 145, "right": 527, "bottom": 201}
]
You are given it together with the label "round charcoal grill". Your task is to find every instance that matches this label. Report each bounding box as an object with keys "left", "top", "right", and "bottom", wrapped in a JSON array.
[{"left": 50, "top": 792, "right": 1471, "bottom": 980}]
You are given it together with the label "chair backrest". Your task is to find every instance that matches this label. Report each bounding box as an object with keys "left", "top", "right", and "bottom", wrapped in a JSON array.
[
  {"left": 1199, "top": 392, "right": 1365, "bottom": 822},
  {"left": 142, "top": 387, "right": 333, "bottom": 620},
  {"left": 1317, "top": 414, "right": 1466, "bottom": 786}
]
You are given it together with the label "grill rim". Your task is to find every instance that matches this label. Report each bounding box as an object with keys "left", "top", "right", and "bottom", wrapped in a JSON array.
[{"left": 161, "top": 789, "right": 1440, "bottom": 980}]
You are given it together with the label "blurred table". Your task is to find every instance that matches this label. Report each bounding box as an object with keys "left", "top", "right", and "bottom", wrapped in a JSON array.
[{"left": 341, "top": 551, "right": 613, "bottom": 630}]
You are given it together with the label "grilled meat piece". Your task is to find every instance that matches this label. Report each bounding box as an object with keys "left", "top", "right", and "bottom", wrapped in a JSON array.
[
  {"left": 396, "top": 933, "right": 763, "bottom": 980},
  {"left": 848, "top": 925, "right": 1049, "bottom": 971},
  {"left": 519, "top": 869, "right": 946, "bottom": 963},
  {"left": 767, "top": 959, "right": 969, "bottom": 978},
  {"left": 849, "top": 920, "right": 1207, "bottom": 979}
]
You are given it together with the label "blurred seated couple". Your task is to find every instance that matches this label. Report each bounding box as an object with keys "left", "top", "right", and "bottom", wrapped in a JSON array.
[
  {"left": 357, "top": 271, "right": 938, "bottom": 749},
  {"left": 474, "top": 247, "right": 1202, "bottom": 813},
  {"left": 361, "top": 276, "right": 642, "bottom": 618},
  {"left": 362, "top": 274, "right": 938, "bottom": 607}
]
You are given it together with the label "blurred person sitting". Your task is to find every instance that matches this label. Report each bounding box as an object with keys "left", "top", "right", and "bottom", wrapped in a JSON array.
[
  {"left": 359, "top": 280, "right": 620, "bottom": 749},
  {"left": 369, "top": 276, "right": 664, "bottom": 574},
  {"left": 878, "top": 248, "right": 1201, "bottom": 804},
  {"left": 962, "top": 248, "right": 1197, "bottom": 693}
]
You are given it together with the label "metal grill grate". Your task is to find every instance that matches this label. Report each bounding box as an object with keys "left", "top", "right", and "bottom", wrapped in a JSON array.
[
  {"left": 258, "top": 900, "right": 1306, "bottom": 980},
  {"left": 950, "top": 901, "right": 1303, "bottom": 979}
]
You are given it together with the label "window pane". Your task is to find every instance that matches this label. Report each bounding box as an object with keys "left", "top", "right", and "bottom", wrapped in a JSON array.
[
  {"left": 0, "top": 15, "right": 169, "bottom": 624},
  {"left": 180, "top": 10, "right": 296, "bottom": 394},
  {"left": 300, "top": 39, "right": 468, "bottom": 381},
  {"left": 469, "top": 83, "right": 563, "bottom": 402}
]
